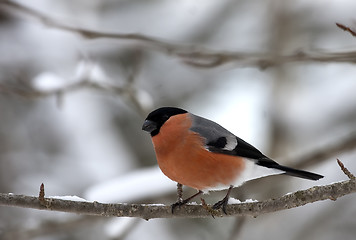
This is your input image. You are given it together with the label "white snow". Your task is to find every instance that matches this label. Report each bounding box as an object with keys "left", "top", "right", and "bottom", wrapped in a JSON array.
[
  {"left": 228, "top": 198, "right": 258, "bottom": 204},
  {"left": 32, "top": 72, "right": 69, "bottom": 91},
  {"left": 49, "top": 195, "right": 88, "bottom": 202}
]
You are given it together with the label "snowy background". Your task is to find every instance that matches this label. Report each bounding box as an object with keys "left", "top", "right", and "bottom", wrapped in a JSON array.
[{"left": 1, "top": 0, "right": 356, "bottom": 239}]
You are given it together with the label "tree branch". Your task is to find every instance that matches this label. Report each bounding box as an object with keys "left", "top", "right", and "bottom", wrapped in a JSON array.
[
  {"left": 287, "top": 130, "right": 356, "bottom": 169},
  {"left": 2, "top": 0, "right": 356, "bottom": 69},
  {"left": 0, "top": 161, "right": 355, "bottom": 219}
]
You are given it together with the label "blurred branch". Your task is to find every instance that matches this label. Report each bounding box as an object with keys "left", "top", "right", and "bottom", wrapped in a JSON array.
[
  {"left": 0, "top": 0, "right": 177, "bottom": 51},
  {"left": 177, "top": 50, "right": 356, "bottom": 69},
  {"left": 336, "top": 23, "right": 356, "bottom": 38},
  {"left": 228, "top": 217, "right": 247, "bottom": 240},
  {"left": 1, "top": 215, "right": 140, "bottom": 240},
  {"left": 0, "top": 79, "right": 140, "bottom": 113},
  {"left": 0, "top": 64, "right": 149, "bottom": 116},
  {"left": 2, "top": 1, "right": 356, "bottom": 69},
  {"left": 0, "top": 161, "right": 355, "bottom": 219},
  {"left": 287, "top": 130, "right": 356, "bottom": 169},
  {"left": 1, "top": 216, "right": 100, "bottom": 240}
]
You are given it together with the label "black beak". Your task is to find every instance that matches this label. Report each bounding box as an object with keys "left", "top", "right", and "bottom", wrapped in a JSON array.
[{"left": 142, "top": 120, "right": 157, "bottom": 133}]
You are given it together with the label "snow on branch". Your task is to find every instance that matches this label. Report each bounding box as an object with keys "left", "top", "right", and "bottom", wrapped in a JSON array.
[
  {"left": 1, "top": 1, "right": 356, "bottom": 69},
  {"left": 0, "top": 160, "right": 355, "bottom": 219}
]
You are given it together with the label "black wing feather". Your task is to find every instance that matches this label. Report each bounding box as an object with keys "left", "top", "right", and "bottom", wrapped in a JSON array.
[
  {"left": 209, "top": 137, "right": 324, "bottom": 181},
  {"left": 207, "top": 136, "right": 267, "bottom": 160}
]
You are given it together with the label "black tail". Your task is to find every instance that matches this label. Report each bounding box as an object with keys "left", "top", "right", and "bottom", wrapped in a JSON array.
[
  {"left": 257, "top": 158, "right": 324, "bottom": 180},
  {"left": 275, "top": 165, "right": 324, "bottom": 180}
]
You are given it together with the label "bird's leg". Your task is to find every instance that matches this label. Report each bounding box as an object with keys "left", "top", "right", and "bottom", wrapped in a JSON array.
[
  {"left": 176, "top": 183, "right": 183, "bottom": 203},
  {"left": 171, "top": 184, "right": 203, "bottom": 213},
  {"left": 212, "top": 185, "right": 233, "bottom": 214}
]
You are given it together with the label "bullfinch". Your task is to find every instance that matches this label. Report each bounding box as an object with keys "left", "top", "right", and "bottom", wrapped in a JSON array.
[{"left": 142, "top": 107, "right": 324, "bottom": 213}]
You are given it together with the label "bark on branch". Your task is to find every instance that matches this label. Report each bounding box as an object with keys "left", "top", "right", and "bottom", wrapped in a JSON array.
[{"left": 0, "top": 177, "right": 355, "bottom": 219}]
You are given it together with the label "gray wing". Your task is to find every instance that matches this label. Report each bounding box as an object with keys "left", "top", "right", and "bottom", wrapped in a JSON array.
[{"left": 189, "top": 113, "right": 267, "bottom": 159}]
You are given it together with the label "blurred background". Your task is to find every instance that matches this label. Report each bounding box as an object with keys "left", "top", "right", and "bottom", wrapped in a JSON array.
[{"left": 1, "top": 0, "right": 356, "bottom": 239}]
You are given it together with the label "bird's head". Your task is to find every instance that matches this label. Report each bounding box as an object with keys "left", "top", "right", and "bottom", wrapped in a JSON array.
[{"left": 142, "top": 107, "right": 187, "bottom": 136}]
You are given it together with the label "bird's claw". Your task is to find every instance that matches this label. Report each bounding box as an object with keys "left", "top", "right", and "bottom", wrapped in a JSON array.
[
  {"left": 171, "top": 199, "right": 188, "bottom": 213},
  {"left": 212, "top": 196, "right": 229, "bottom": 214}
]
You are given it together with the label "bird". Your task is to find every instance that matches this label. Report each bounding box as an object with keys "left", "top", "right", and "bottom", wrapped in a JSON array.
[{"left": 142, "top": 107, "right": 324, "bottom": 213}]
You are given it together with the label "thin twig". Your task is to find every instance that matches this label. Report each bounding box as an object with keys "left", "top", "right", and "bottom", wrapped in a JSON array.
[
  {"left": 38, "top": 183, "right": 46, "bottom": 206},
  {"left": 337, "top": 159, "right": 355, "bottom": 180},
  {"left": 201, "top": 198, "right": 220, "bottom": 218},
  {"left": 336, "top": 23, "right": 356, "bottom": 37}
]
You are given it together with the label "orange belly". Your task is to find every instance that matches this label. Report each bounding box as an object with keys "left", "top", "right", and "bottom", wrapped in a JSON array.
[{"left": 152, "top": 113, "right": 245, "bottom": 190}]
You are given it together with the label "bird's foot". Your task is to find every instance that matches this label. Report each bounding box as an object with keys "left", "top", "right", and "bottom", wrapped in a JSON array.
[
  {"left": 171, "top": 199, "right": 188, "bottom": 213},
  {"left": 171, "top": 190, "right": 203, "bottom": 213},
  {"left": 212, "top": 196, "right": 229, "bottom": 214},
  {"left": 212, "top": 185, "right": 233, "bottom": 214}
]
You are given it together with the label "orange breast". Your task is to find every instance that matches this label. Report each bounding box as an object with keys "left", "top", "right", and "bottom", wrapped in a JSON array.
[{"left": 152, "top": 113, "right": 245, "bottom": 190}]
